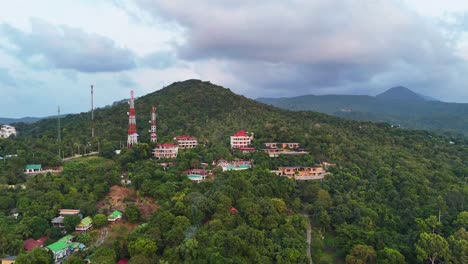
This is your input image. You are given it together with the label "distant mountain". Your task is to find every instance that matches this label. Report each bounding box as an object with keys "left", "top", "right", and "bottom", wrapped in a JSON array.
[
  {"left": 257, "top": 87, "right": 468, "bottom": 137},
  {"left": 0, "top": 116, "right": 42, "bottom": 125},
  {"left": 376, "top": 86, "right": 430, "bottom": 102}
]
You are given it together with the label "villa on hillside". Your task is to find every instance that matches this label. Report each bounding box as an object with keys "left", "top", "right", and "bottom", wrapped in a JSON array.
[
  {"left": 275, "top": 166, "right": 326, "bottom": 180},
  {"left": 262, "top": 142, "right": 309, "bottom": 157},
  {"left": 108, "top": 210, "right": 123, "bottom": 222},
  {"left": 46, "top": 235, "right": 73, "bottom": 262},
  {"left": 51, "top": 209, "right": 81, "bottom": 228},
  {"left": 153, "top": 143, "right": 179, "bottom": 159},
  {"left": 185, "top": 169, "right": 211, "bottom": 182},
  {"left": 75, "top": 216, "right": 93, "bottom": 231},
  {"left": 217, "top": 159, "right": 252, "bottom": 171},
  {"left": 264, "top": 142, "right": 300, "bottom": 149},
  {"left": 24, "top": 236, "right": 48, "bottom": 251},
  {"left": 46, "top": 235, "right": 85, "bottom": 262},
  {"left": 24, "top": 164, "right": 42, "bottom": 174},
  {"left": 230, "top": 130, "right": 254, "bottom": 149},
  {"left": 174, "top": 135, "right": 198, "bottom": 149}
]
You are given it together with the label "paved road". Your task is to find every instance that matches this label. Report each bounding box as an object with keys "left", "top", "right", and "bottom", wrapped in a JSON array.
[
  {"left": 96, "top": 227, "right": 108, "bottom": 245},
  {"left": 62, "top": 152, "right": 99, "bottom": 161},
  {"left": 304, "top": 213, "right": 313, "bottom": 264}
]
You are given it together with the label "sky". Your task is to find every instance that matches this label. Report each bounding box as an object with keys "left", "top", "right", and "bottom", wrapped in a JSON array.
[{"left": 1, "top": 0, "right": 468, "bottom": 117}]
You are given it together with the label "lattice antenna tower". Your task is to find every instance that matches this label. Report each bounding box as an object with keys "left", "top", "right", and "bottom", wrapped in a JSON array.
[
  {"left": 149, "top": 105, "right": 157, "bottom": 142},
  {"left": 127, "top": 90, "right": 138, "bottom": 148}
]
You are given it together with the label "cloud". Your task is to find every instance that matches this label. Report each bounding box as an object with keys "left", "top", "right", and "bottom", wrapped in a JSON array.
[
  {"left": 0, "top": 18, "right": 137, "bottom": 72},
  {"left": 139, "top": 51, "right": 180, "bottom": 69},
  {"left": 131, "top": 0, "right": 468, "bottom": 102},
  {"left": 0, "top": 68, "right": 16, "bottom": 87}
]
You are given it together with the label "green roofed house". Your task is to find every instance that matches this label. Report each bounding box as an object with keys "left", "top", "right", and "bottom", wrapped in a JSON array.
[
  {"left": 108, "top": 210, "right": 123, "bottom": 222},
  {"left": 58, "top": 235, "right": 74, "bottom": 243},
  {"left": 75, "top": 216, "right": 93, "bottom": 231},
  {"left": 24, "top": 164, "right": 42, "bottom": 174},
  {"left": 47, "top": 240, "right": 69, "bottom": 262}
]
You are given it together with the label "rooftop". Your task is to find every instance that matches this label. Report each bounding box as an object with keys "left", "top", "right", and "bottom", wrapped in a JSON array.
[
  {"left": 58, "top": 235, "right": 74, "bottom": 242},
  {"left": 233, "top": 130, "right": 249, "bottom": 137},
  {"left": 77, "top": 216, "right": 92, "bottom": 227},
  {"left": 109, "top": 210, "right": 123, "bottom": 218},
  {"left": 47, "top": 240, "right": 69, "bottom": 252},
  {"left": 156, "top": 143, "right": 178, "bottom": 148},
  {"left": 174, "top": 135, "right": 197, "bottom": 140},
  {"left": 25, "top": 164, "right": 42, "bottom": 170},
  {"left": 59, "top": 209, "right": 80, "bottom": 215},
  {"left": 24, "top": 236, "right": 48, "bottom": 251}
]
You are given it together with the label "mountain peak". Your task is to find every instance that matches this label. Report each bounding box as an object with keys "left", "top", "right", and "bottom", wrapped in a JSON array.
[{"left": 376, "top": 86, "right": 426, "bottom": 102}]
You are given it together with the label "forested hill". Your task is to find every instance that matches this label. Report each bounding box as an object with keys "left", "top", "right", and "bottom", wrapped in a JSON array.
[
  {"left": 3, "top": 79, "right": 467, "bottom": 262},
  {"left": 257, "top": 89, "right": 468, "bottom": 137}
]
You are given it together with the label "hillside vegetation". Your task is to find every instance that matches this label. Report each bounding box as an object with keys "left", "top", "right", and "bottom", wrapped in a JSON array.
[{"left": 0, "top": 80, "right": 466, "bottom": 263}]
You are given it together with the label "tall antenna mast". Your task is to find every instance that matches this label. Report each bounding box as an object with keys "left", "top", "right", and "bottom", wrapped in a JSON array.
[
  {"left": 127, "top": 90, "right": 138, "bottom": 148},
  {"left": 91, "top": 85, "right": 94, "bottom": 138},
  {"left": 149, "top": 105, "right": 157, "bottom": 143}
]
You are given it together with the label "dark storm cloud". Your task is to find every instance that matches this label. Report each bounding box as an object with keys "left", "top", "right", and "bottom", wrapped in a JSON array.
[
  {"left": 133, "top": 0, "right": 468, "bottom": 101},
  {"left": 0, "top": 19, "right": 136, "bottom": 72}
]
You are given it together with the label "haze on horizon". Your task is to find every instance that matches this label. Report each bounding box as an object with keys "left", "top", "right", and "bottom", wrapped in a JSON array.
[{"left": 1, "top": 0, "right": 468, "bottom": 118}]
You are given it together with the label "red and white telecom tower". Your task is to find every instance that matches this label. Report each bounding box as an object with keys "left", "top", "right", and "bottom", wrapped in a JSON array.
[
  {"left": 127, "top": 90, "right": 138, "bottom": 148},
  {"left": 149, "top": 105, "right": 157, "bottom": 143}
]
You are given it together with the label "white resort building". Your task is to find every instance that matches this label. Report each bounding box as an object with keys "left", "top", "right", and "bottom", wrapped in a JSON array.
[
  {"left": 174, "top": 135, "right": 198, "bottom": 149},
  {"left": 230, "top": 130, "right": 254, "bottom": 149}
]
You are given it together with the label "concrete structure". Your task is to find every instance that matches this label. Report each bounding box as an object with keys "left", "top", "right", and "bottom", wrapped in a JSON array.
[
  {"left": 276, "top": 166, "right": 326, "bottom": 180},
  {"left": 24, "top": 164, "right": 42, "bottom": 174},
  {"left": 51, "top": 209, "right": 81, "bottom": 228},
  {"left": 108, "top": 210, "right": 123, "bottom": 222},
  {"left": 264, "top": 142, "right": 300, "bottom": 149},
  {"left": 46, "top": 235, "right": 77, "bottom": 262},
  {"left": 75, "top": 216, "right": 92, "bottom": 231},
  {"left": 153, "top": 143, "right": 178, "bottom": 159},
  {"left": 0, "top": 125, "right": 16, "bottom": 138},
  {"left": 217, "top": 160, "right": 252, "bottom": 171},
  {"left": 262, "top": 142, "right": 308, "bottom": 157},
  {"left": 185, "top": 169, "right": 211, "bottom": 182},
  {"left": 47, "top": 240, "right": 69, "bottom": 262},
  {"left": 230, "top": 130, "right": 254, "bottom": 149},
  {"left": 174, "top": 135, "right": 198, "bottom": 149},
  {"left": 1, "top": 256, "right": 16, "bottom": 264},
  {"left": 24, "top": 236, "right": 48, "bottom": 251}
]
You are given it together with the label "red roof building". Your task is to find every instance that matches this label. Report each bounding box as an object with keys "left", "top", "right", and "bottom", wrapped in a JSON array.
[
  {"left": 174, "top": 135, "right": 198, "bottom": 149},
  {"left": 230, "top": 130, "right": 254, "bottom": 149},
  {"left": 24, "top": 236, "right": 48, "bottom": 251},
  {"left": 116, "top": 258, "right": 129, "bottom": 264},
  {"left": 153, "top": 143, "right": 178, "bottom": 159}
]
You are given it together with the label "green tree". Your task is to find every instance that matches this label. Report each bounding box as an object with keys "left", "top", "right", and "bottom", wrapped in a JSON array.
[
  {"left": 448, "top": 228, "right": 468, "bottom": 264},
  {"left": 415, "top": 232, "right": 450, "bottom": 264},
  {"left": 125, "top": 204, "right": 141, "bottom": 223},
  {"left": 63, "top": 214, "right": 82, "bottom": 233},
  {"left": 15, "top": 247, "right": 54, "bottom": 264},
  {"left": 93, "top": 213, "right": 108, "bottom": 228},
  {"left": 376, "top": 248, "right": 405, "bottom": 264},
  {"left": 64, "top": 256, "right": 85, "bottom": 264},
  {"left": 345, "top": 244, "right": 376, "bottom": 264},
  {"left": 128, "top": 237, "right": 158, "bottom": 258},
  {"left": 90, "top": 247, "right": 116, "bottom": 264}
]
